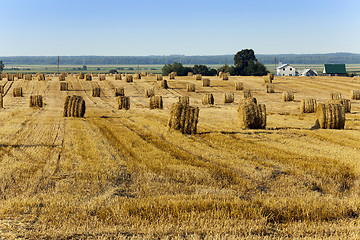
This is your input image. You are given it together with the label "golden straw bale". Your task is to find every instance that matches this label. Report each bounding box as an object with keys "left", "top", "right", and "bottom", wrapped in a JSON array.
[
  {"left": 0, "top": 75, "right": 2, "bottom": 80},
  {"left": 195, "top": 74, "right": 202, "bottom": 80},
  {"left": 316, "top": 103, "right": 345, "bottom": 129},
  {"left": 187, "top": 72, "right": 193, "bottom": 76},
  {"left": 7, "top": 74, "right": 14, "bottom": 81},
  {"left": 282, "top": 91, "right": 294, "bottom": 102},
  {"left": 265, "top": 84, "right": 275, "bottom": 93},
  {"left": 223, "top": 93, "right": 234, "bottom": 103},
  {"left": 141, "top": 72, "right": 147, "bottom": 77},
  {"left": 85, "top": 74, "right": 92, "bottom": 81},
  {"left": 63, "top": 95, "right": 86, "bottom": 117},
  {"left": 149, "top": 96, "right": 163, "bottom": 109},
  {"left": 92, "top": 73, "right": 98, "bottom": 77},
  {"left": 37, "top": 73, "right": 45, "bottom": 81},
  {"left": 265, "top": 73, "right": 274, "bottom": 83},
  {"left": 115, "top": 87, "right": 125, "bottom": 96},
  {"left": 29, "top": 95, "right": 43, "bottom": 108},
  {"left": 13, "top": 87, "right": 23, "bottom": 97},
  {"left": 300, "top": 99, "right": 317, "bottom": 113},
  {"left": 24, "top": 74, "right": 32, "bottom": 80},
  {"left": 115, "top": 74, "right": 121, "bottom": 80},
  {"left": 238, "top": 99, "right": 266, "bottom": 129},
  {"left": 59, "top": 74, "right": 66, "bottom": 81},
  {"left": 116, "top": 96, "right": 130, "bottom": 110},
  {"left": 350, "top": 90, "right": 360, "bottom": 100},
  {"left": 0, "top": 94, "right": 3, "bottom": 108},
  {"left": 159, "top": 80, "right": 168, "bottom": 89},
  {"left": 327, "top": 99, "right": 351, "bottom": 113},
  {"left": 60, "top": 82, "right": 68, "bottom": 91},
  {"left": 133, "top": 73, "right": 141, "bottom": 80},
  {"left": 145, "top": 88, "right": 155, "bottom": 98},
  {"left": 186, "top": 83, "right": 195, "bottom": 92},
  {"left": 125, "top": 75, "right": 133, "bottom": 83},
  {"left": 99, "top": 74, "right": 106, "bottom": 81},
  {"left": 17, "top": 73, "right": 23, "bottom": 79},
  {"left": 92, "top": 87, "right": 101, "bottom": 97},
  {"left": 0, "top": 85, "right": 3, "bottom": 94},
  {"left": 178, "top": 96, "right": 189, "bottom": 105},
  {"left": 169, "top": 72, "right": 176, "bottom": 79},
  {"left": 202, "top": 78, "right": 210, "bottom": 87},
  {"left": 330, "top": 92, "right": 342, "bottom": 100},
  {"left": 242, "top": 90, "right": 253, "bottom": 99},
  {"left": 78, "top": 72, "right": 85, "bottom": 79},
  {"left": 168, "top": 102, "right": 199, "bottom": 134},
  {"left": 222, "top": 73, "right": 229, "bottom": 81},
  {"left": 156, "top": 74, "right": 163, "bottom": 81},
  {"left": 235, "top": 82, "right": 244, "bottom": 91},
  {"left": 202, "top": 93, "right": 214, "bottom": 105},
  {"left": 218, "top": 72, "right": 223, "bottom": 78}
]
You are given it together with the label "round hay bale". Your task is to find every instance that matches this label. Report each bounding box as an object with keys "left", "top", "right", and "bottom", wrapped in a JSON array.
[
  {"left": 133, "top": 73, "right": 141, "bottom": 80},
  {"left": 238, "top": 99, "right": 266, "bottom": 129},
  {"left": 99, "top": 74, "right": 106, "bottom": 81},
  {"left": 202, "top": 78, "right": 210, "bottom": 87},
  {"left": 85, "top": 74, "right": 92, "bottom": 81},
  {"left": 242, "top": 90, "right": 253, "bottom": 99},
  {"left": 25, "top": 74, "right": 32, "bottom": 80},
  {"left": 13, "top": 87, "right": 23, "bottom": 97},
  {"left": 316, "top": 103, "right": 345, "bottom": 129},
  {"left": 282, "top": 91, "right": 294, "bottom": 102},
  {"left": 168, "top": 102, "right": 199, "bottom": 134},
  {"left": 0, "top": 94, "right": 3, "bottom": 108},
  {"left": 115, "top": 87, "right": 125, "bottom": 96},
  {"left": 60, "top": 82, "right": 68, "bottom": 91},
  {"left": 327, "top": 99, "right": 351, "bottom": 113},
  {"left": 300, "top": 99, "right": 317, "bottom": 113},
  {"left": 266, "top": 84, "right": 275, "bottom": 93},
  {"left": 29, "top": 95, "right": 43, "bottom": 108},
  {"left": 186, "top": 83, "right": 195, "bottom": 92},
  {"left": 37, "top": 73, "right": 45, "bottom": 81},
  {"left": 124, "top": 75, "right": 133, "bottom": 83},
  {"left": 169, "top": 72, "right": 176, "bottom": 79},
  {"left": 223, "top": 93, "right": 234, "bottom": 104},
  {"left": 149, "top": 96, "right": 163, "bottom": 109},
  {"left": 222, "top": 73, "right": 229, "bottom": 81},
  {"left": 265, "top": 73, "right": 274, "bottom": 83},
  {"left": 116, "top": 96, "right": 130, "bottom": 110},
  {"left": 145, "top": 88, "right": 155, "bottom": 98},
  {"left": 0, "top": 85, "right": 4, "bottom": 94},
  {"left": 78, "top": 72, "right": 85, "bottom": 79},
  {"left": 330, "top": 92, "right": 342, "bottom": 100},
  {"left": 195, "top": 74, "right": 202, "bottom": 80},
  {"left": 115, "top": 74, "right": 122, "bottom": 80},
  {"left": 141, "top": 72, "right": 147, "bottom": 77},
  {"left": 350, "top": 90, "right": 360, "bottom": 100},
  {"left": 187, "top": 72, "right": 193, "bottom": 76},
  {"left": 156, "top": 74, "right": 163, "bottom": 81},
  {"left": 202, "top": 93, "right": 214, "bottom": 105},
  {"left": 17, "top": 73, "right": 23, "bottom": 79},
  {"left": 218, "top": 72, "right": 223, "bottom": 78},
  {"left": 92, "top": 87, "right": 101, "bottom": 97},
  {"left": 63, "top": 95, "right": 86, "bottom": 117},
  {"left": 235, "top": 82, "right": 244, "bottom": 91},
  {"left": 7, "top": 74, "right": 14, "bottom": 81},
  {"left": 92, "top": 73, "right": 98, "bottom": 77},
  {"left": 178, "top": 96, "right": 189, "bottom": 105},
  {"left": 159, "top": 80, "right": 168, "bottom": 89},
  {"left": 59, "top": 74, "right": 66, "bottom": 81}
]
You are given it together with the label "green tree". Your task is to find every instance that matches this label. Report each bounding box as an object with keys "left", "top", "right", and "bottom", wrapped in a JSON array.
[
  {"left": 0, "top": 61, "right": 4, "bottom": 73},
  {"left": 233, "top": 49, "right": 268, "bottom": 76}
]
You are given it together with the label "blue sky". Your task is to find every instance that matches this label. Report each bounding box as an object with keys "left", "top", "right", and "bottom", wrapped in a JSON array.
[{"left": 1, "top": 0, "right": 360, "bottom": 56}]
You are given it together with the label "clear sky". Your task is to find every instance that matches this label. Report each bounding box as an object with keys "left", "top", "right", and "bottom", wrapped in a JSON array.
[{"left": 1, "top": 0, "right": 360, "bottom": 56}]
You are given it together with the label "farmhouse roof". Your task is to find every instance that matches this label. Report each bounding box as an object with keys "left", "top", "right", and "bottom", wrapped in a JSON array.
[
  {"left": 275, "top": 64, "right": 292, "bottom": 69},
  {"left": 323, "top": 64, "right": 346, "bottom": 74}
]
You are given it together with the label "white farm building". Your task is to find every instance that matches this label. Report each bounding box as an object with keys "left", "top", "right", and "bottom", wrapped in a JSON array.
[{"left": 275, "top": 64, "right": 298, "bottom": 76}]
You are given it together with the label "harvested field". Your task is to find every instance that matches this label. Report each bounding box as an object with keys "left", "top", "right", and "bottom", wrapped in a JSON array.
[{"left": 0, "top": 75, "right": 359, "bottom": 239}]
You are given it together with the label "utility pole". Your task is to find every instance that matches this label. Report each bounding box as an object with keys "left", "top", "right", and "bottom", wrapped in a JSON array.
[{"left": 57, "top": 56, "right": 60, "bottom": 75}]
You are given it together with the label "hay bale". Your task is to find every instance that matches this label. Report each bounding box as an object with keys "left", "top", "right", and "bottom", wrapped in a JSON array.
[
  {"left": 25, "top": 74, "right": 32, "bottom": 81},
  {"left": 0, "top": 85, "right": 3, "bottom": 94},
  {"left": 222, "top": 73, "right": 229, "bottom": 81},
  {"left": 178, "top": 96, "right": 189, "bottom": 105},
  {"left": 156, "top": 74, "right": 163, "bottom": 81},
  {"left": 169, "top": 72, "right": 176, "bottom": 79},
  {"left": 218, "top": 72, "right": 223, "bottom": 78},
  {"left": 265, "top": 84, "right": 275, "bottom": 93},
  {"left": 92, "top": 87, "right": 101, "bottom": 97},
  {"left": 85, "top": 74, "right": 92, "bottom": 81},
  {"left": 133, "top": 73, "right": 141, "bottom": 80},
  {"left": 63, "top": 95, "right": 86, "bottom": 117},
  {"left": 202, "top": 93, "right": 214, "bottom": 105},
  {"left": 316, "top": 103, "right": 345, "bottom": 129},
  {"left": 235, "top": 82, "right": 244, "bottom": 91},
  {"left": 282, "top": 91, "right": 294, "bottom": 102},
  {"left": 116, "top": 96, "right": 130, "bottom": 110},
  {"left": 195, "top": 74, "right": 202, "bottom": 80},
  {"left": 330, "top": 92, "right": 342, "bottom": 100},
  {"left": 350, "top": 90, "right": 360, "bottom": 100},
  {"left": 243, "top": 90, "right": 253, "bottom": 99},
  {"left": 115, "top": 74, "right": 122, "bottom": 80},
  {"left": 13, "top": 87, "right": 23, "bottom": 97},
  {"left": 168, "top": 102, "right": 199, "bottom": 134},
  {"left": 0, "top": 94, "right": 3, "bottom": 108},
  {"left": 187, "top": 72, "right": 193, "bottom": 76},
  {"left": 29, "top": 95, "right": 43, "bottom": 108},
  {"left": 92, "top": 73, "right": 98, "bottom": 77},
  {"left": 7, "top": 74, "right": 14, "bottom": 81},
  {"left": 141, "top": 72, "right": 147, "bottom": 77},
  {"left": 124, "top": 75, "right": 133, "bottom": 83},
  {"left": 145, "top": 88, "right": 155, "bottom": 98},
  {"left": 0, "top": 75, "right": 2, "bottom": 80},
  {"left": 300, "top": 99, "right": 317, "bottom": 113},
  {"left": 99, "top": 74, "right": 106, "bottom": 81},
  {"left": 202, "top": 78, "right": 210, "bottom": 87},
  {"left": 265, "top": 73, "right": 274, "bottom": 83},
  {"left": 60, "top": 82, "right": 68, "bottom": 91},
  {"left": 159, "top": 80, "right": 168, "bottom": 89},
  {"left": 17, "top": 73, "right": 23, "bottom": 79},
  {"left": 186, "top": 83, "right": 195, "bottom": 92},
  {"left": 328, "top": 99, "right": 351, "bottom": 113},
  {"left": 78, "top": 72, "right": 85, "bottom": 79},
  {"left": 37, "top": 73, "right": 45, "bottom": 81},
  {"left": 115, "top": 87, "right": 125, "bottom": 96},
  {"left": 149, "top": 96, "right": 163, "bottom": 109},
  {"left": 59, "top": 74, "right": 66, "bottom": 81},
  {"left": 238, "top": 99, "right": 267, "bottom": 129},
  {"left": 223, "top": 93, "right": 234, "bottom": 103}
]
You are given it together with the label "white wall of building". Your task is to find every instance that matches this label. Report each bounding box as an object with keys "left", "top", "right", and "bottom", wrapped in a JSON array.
[{"left": 275, "top": 65, "right": 297, "bottom": 76}]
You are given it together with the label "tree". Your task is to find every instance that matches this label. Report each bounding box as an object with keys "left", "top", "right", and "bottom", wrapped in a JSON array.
[
  {"left": 82, "top": 65, "right": 87, "bottom": 70},
  {"left": 0, "top": 61, "right": 4, "bottom": 73},
  {"left": 109, "top": 69, "right": 118, "bottom": 74},
  {"left": 233, "top": 49, "right": 268, "bottom": 76}
]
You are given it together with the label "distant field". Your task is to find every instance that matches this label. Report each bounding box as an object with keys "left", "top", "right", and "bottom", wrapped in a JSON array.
[{"left": 0, "top": 74, "right": 359, "bottom": 238}]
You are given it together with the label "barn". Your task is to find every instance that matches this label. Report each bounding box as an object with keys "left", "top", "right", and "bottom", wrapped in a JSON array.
[
  {"left": 323, "top": 64, "right": 346, "bottom": 76},
  {"left": 275, "top": 64, "right": 298, "bottom": 76}
]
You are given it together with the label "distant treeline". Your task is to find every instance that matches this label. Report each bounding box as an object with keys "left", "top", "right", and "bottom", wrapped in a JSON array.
[{"left": 1, "top": 53, "right": 360, "bottom": 65}]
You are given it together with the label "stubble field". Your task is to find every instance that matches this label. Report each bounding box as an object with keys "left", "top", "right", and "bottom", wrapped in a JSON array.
[{"left": 0, "top": 74, "right": 359, "bottom": 239}]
